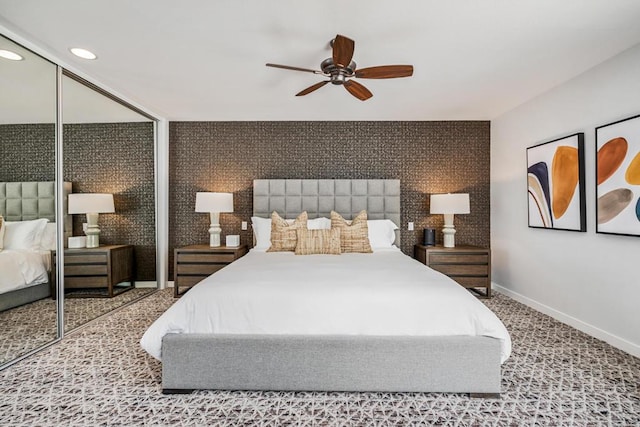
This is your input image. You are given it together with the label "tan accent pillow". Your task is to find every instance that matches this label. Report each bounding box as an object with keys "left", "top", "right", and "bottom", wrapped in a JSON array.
[
  {"left": 267, "top": 211, "right": 308, "bottom": 252},
  {"left": 295, "top": 228, "right": 341, "bottom": 255},
  {"left": 330, "top": 210, "right": 373, "bottom": 253},
  {"left": 0, "top": 215, "right": 4, "bottom": 251}
]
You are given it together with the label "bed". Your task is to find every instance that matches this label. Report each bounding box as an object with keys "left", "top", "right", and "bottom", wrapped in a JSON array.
[
  {"left": 0, "top": 181, "right": 71, "bottom": 311},
  {"left": 143, "top": 179, "right": 511, "bottom": 395}
]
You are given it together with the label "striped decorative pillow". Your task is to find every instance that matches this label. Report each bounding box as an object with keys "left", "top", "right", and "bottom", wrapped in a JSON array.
[
  {"left": 330, "top": 210, "right": 373, "bottom": 253},
  {"left": 267, "top": 211, "right": 308, "bottom": 252},
  {"left": 295, "top": 228, "right": 341, "bottom": 255}
]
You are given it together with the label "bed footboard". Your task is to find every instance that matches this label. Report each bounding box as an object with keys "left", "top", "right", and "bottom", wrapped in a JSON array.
[{"left": 161, "top": 334, "right": 502, "bottom": 394}]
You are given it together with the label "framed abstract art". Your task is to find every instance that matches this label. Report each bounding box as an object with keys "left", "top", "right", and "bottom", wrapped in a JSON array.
[
  {"left": 596, "top": 114, "right": 640, "bottom": 237},
  {"left": 527, "top": 133, "right": 586, "bottom": 232}
]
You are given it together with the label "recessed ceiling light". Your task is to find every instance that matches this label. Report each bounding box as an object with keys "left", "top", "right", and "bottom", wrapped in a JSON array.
[
  {"left": 0, "top": 49, "right": 24, "bottom": 61},
  {"left": 70, "top": 47, "right": 97, "bottom": 60}
]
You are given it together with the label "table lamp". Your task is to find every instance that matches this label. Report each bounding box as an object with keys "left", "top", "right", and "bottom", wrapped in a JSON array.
[
  {"left": 430, "top": 193, "right": 470, "bottom": 248},
  {"left": 195, "top": 192, "right": 234, "bottom": 247},
  {"left": 68, "top": 193, "right": 115, "bottom": 248}
]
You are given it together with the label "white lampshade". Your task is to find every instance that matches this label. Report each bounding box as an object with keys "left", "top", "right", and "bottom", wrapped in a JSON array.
[
  {"left": 195, "top": 192, "right": 234, "bottom": 213},
  {"left": 430, "top": 193, "right": 470, "bottom": 214},
  {"left": 68, "top": 193, "right": 115, "bottom": 214}
]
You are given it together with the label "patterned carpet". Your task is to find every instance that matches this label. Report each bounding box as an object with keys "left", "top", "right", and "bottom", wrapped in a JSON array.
[
  {"left": 0, "top": 288, "right": 155, "bottom": 366},
  {"left": 0, "top": 289, "right": 638, "bottom": 426}
]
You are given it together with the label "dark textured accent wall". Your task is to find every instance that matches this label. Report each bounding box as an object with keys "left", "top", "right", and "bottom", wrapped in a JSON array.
[
  {"left": 64, "top": 122, "right": 156, "bottom": 281},
  {"left": 169, "top": 121, "right": 490, "bottom": 279},
  {"left": 0, "top": 122, "right": 156, "bottom": 281},
  {"left": 0, "top": 124, "right": 55, "bottom": 181}
]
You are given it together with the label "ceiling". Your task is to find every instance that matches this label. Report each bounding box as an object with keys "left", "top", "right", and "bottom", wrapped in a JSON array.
[{"left": 1, "top": 0, "right": 640, "bottom": 121}]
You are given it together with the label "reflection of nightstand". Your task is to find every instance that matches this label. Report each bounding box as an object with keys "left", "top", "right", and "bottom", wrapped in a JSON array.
[
  {"left": 52, "top": 245, "right": 135, "bottom": 298},
  {"left": 174, "top": 245, "right": 248, "bottom": 297},
  {"left": 414, "top": 244, "right": 491, "bottom": 298}
]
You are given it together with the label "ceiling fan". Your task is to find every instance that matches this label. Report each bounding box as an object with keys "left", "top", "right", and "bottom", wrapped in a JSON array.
[{"left": 266, "top": 34, "right": 413, "bottom": 101}]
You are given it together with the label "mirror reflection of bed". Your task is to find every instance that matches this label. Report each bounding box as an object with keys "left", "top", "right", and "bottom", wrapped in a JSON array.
[{"left": 0, "top": 182, "right": 61, "bottom": 365}]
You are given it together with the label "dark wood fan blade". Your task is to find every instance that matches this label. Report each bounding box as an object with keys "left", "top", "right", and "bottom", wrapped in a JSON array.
[
  {"left": 266, "top": 63, "right": 322, "bottom": 74},
  {"left": 355, "top": 65, "right": 414, "bottom": 79},
  {"left": 343, "top": 80, "right": 373, "bottom": 101},
  {"left": 332, "top": 35, "right": 355, "bottom": 68},
  {"left": 295, "top": 81, "right": 329, "bottom": 96}
]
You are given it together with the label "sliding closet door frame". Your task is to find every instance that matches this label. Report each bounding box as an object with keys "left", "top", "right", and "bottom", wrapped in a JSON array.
[{"left": 56, "top": 65, "right": 65, "bottom": 336}]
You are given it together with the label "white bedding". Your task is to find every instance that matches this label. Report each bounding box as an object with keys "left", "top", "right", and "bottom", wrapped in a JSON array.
[
  {"left": 141, "top": 248, "right": 512, "bottom": 363},
  {"left": 0, "top": 249, "right": 50, "bottom": 294}
]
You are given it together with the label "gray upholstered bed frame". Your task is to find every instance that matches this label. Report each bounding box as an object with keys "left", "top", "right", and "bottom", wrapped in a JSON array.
[
  {"left": 161, "top": 179, "right": 502, "bottom": 396},
  {"left": 0, "top": 181, "right": 72, "bottom": 311}
]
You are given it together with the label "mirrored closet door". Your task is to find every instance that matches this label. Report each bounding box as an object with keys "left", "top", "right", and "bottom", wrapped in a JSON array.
[
  {"left": 0, "top": 34, "right": 59, "bottom": 365},
  {"left": 61, "top": 73, "right": 157, "bottom": 332}
]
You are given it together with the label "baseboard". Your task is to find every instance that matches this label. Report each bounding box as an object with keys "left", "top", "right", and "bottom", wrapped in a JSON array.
[
  {"left": 167, "top": 281, "right": 175, "bottom": 288},
  {"left": 493, "top": 283, "right": 640, "bottom": 358}
]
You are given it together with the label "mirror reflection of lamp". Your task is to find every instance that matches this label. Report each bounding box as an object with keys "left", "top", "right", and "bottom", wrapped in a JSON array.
[
  {"left": 429, "top": 193, "right": 470, "bottom": 248},
  {"left": 68, "top": 193, "right": 115, "bottom": 248},
  {"left": 195, "top": 192, "right": 234, "bottom": 247}
]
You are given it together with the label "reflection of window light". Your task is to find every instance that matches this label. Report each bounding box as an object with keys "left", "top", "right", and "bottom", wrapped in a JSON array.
[
  {"left": 70, "top": 47, "right": 97, "bottom": 60},
  {"left": 0, "top": 49, "right": 23, "bottom": 61}
]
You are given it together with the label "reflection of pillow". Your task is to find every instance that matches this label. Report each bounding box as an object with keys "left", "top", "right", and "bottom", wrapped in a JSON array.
[
  {"left": 330, "top": 211, "right": 372, "bottom": 253},
  {"left": 295, "top": 228, "right": 341, "bottom": 255},
  {"left": 367, "top": 219, "right": 398, "bottom": 248},
  {"left": 4, "top": 218, "right": 49, "bottom": 251},
  {"left": 251, "top": 216, "right": 272, "bottom": 250},
  {"left": 267, "top": 211, "right": 308, "bottom": 252},
  {"left": 40, "top": 223, "right": 58, "bottom": 251},
  {"left": 0, "top": 215, "right": 5, "bottom": 251}
]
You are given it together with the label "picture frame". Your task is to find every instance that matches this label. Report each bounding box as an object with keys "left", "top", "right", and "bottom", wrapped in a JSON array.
[
  {"left": 527, "top": 133, "right": 586, "bottom": 232},
  {"left": 596, "top": 114, "right": 640, "bottom": 237}
]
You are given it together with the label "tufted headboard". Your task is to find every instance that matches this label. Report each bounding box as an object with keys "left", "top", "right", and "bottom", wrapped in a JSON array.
[
  {"left": 253, "top": 179, "right": 401, "bottom": 245},
  {"left": 0, "top": 181, "right": 73, "bottom": 241}
]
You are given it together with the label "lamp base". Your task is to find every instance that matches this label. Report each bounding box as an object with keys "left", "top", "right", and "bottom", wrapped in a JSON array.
[
  {"left": 209, "top": 212, "right": 222, "bottom": 247},
  {"left": 442, "top": 213, "right": 456, "bottom": 248},
  {"left": 85, "top": 213, "right": 100, "bottom": 248}
]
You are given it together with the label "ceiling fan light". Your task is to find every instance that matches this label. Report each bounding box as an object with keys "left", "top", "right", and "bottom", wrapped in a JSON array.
[
  {"left": 0, "top": 49, "right": 23, "bottom": 61},
  {"left": 70, "top": 47, "right": 97, "bottom": 60}
]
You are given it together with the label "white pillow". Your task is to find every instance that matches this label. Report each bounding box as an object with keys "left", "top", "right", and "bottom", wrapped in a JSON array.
[
  {"left": 367, "top": 219, "right": 398, "bottom": 249},
  {"left": 251, "top": 216, "right": 272, "bottom": 250},
  {"left": 4, "top": 218, "right": 49, "bottom": 251},
  {"left": 307, "top": 217, "right": 331, "bottom": 230},
  {"left": 251, "top": 216, "right": 331, "bottom": 250},
  {"left": 0, "top": 216, "right": 5, "bottom": 251},
  {"left": 40, "top": 222, "right": 58, "bottom": 251}
]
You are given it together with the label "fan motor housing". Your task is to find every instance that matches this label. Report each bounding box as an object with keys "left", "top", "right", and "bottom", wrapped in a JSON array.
[{"left": 321, "top": 58, "right": 356, "bottom": 85}]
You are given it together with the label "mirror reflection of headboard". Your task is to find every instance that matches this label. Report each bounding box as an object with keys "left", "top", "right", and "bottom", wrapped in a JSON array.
[{"left": 0, "top": 181, "right": 72, "bottom": 240}]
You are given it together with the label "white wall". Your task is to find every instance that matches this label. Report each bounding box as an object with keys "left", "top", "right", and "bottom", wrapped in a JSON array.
[{"left": 491, "top": 43, "right": 640, "bottom": 357}]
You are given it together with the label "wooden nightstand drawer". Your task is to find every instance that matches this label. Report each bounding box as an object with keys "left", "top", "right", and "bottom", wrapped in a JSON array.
[
  {"left": 64, "top": 276, "right": 109, "bottom": 288},
  {"left": 65, "top": 264, "right": 108, "bottom": 276},
  {"left": 428, "top": 253, "right": 489, "bottom": 264},
  {"left": 414, "top": 244, "right": 492, "bottom": 298},
  {"left": 176, "top": 275, "right": 209, "bottom": 287},
  {"left": 176, "top": 264, "right": 227, "bottom": 275},
  {"left": 64, "top": 254, "right": 108, "bottom": 265},
  {"left": 177, "top": 253, "right": 236, "bottom": 263},
  {"left": 430, "top": 264, "right": 489, "bottom": 276},
  {"left": 174, "top": 245, "right": 248, "bottom": 297}
]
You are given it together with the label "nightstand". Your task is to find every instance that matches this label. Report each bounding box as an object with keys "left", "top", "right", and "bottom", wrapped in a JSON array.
[
  {"left": 414, "top": 244, "right": 491, "bottom": 298},
  {"left": 174, "top": 245, "right": 248, "bottom": 297},
  {"left": 53, "top": 244, "right": 135, "bottom": 298}
]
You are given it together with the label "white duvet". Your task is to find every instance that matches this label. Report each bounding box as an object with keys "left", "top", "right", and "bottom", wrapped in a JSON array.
[
  {"left": 0, "top": 249, "right": 49, "bottom": 294},
  {"left": 141, "top": 248, "right": 512, "bottom": 363}
]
